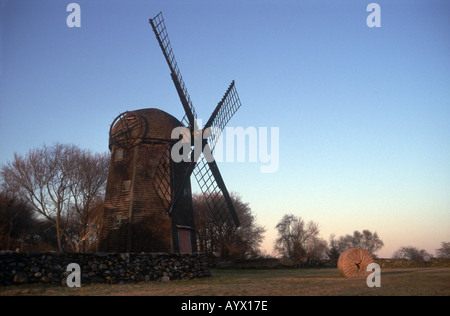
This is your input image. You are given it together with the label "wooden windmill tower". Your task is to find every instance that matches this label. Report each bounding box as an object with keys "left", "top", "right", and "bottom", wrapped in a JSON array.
[{"left": 98, "top": 12, "right": 242, "bottom": 254}]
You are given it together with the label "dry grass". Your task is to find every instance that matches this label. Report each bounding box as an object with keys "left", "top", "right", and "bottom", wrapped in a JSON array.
[{"left": 1, "top": 268, "right": 449, "bottom": 296}]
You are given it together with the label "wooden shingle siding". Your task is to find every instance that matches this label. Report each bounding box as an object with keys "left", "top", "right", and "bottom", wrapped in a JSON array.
[{"left": 98, "top": 109, "right": 196, "bottom": 254}]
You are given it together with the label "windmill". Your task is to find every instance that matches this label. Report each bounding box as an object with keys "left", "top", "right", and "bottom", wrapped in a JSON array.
[{"left": 98, "top": 12, "right": 241, "bottom": 254}]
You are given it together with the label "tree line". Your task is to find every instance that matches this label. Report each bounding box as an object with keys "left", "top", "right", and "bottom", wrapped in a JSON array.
[{"left": 1, "top": 143, "right": 449, "bottom": 261}]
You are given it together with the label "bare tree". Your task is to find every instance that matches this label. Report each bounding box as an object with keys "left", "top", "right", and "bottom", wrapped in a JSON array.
[
  {"left": 354, "top": 230, "right": 384, "bottom": 254},
  {"left": 306, "top": 235, "right": 328, "bottom": 261},
  {"left": 1, "top": 143, "right": 109, "bottom": 252},
  {"left": 327, "top": 230, "right": 384, "bottom": 259},
  {"left": 193, "top": 192, "right": 265, "bottom": 260},
  {"left": 436, "top": 242, "right": 450, "bottom": 258},
  {"left": 68, "top": 150, "right": 109, "bottom": 252},
  {"left": 393, "top": 246, "right": 432, "bottom": 261},
  {"left": 2, "top": 144, "right": 72, "bottom": 251},
  {"left": 274, "top": 214, "right": 324, "bottom": 262},
  {"left": 326, "top": 234, "right": 341, "bottom": 260}
]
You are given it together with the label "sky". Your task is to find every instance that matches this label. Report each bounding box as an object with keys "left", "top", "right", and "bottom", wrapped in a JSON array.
[{"left": 0, "top": 0, "right": 449, "bottom": 258}]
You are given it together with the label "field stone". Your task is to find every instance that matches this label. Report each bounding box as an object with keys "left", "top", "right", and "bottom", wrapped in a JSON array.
[{"left": 13, "top": 272, "right": 28, "bottom": 284}]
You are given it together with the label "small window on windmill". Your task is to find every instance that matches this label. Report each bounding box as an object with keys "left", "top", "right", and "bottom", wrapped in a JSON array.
[
  {"left": 123, "top": 180, "right": 131, "bottom": 191},
  {"left": 115, "top": 148, "right": 124, "bottom": 162}
]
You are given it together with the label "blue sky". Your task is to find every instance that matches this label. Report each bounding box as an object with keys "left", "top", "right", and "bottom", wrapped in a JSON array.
[{"left": 0, "top": 0, "right": 449, "bottom": 257}]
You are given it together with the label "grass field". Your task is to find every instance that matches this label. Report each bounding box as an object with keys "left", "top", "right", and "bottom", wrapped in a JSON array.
[{"left": 1, "top": 268, "right": 449, "bottom": 296}]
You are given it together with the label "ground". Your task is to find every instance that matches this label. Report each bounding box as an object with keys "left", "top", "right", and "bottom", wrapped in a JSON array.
[{"left": 1, "top": 268, "right": 449, "bottom": 296}]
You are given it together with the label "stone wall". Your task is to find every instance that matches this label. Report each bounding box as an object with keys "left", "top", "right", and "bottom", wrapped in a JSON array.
[
  {"left": 376, "top": 258, "right": 450, "bottom": 269},
  {"left": 0, "top": 251, "right": 210, "bottom": 286},
  {"left": 215, "top": 258, "right": 338, "bottom": 269},
  {"left": 214, "top": 258, "right": 450, "bottom": 270}
]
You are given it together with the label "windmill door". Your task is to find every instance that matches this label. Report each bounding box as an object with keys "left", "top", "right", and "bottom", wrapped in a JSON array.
[{"left": 178, "top": 228, "right": 192, "bottom": 254}]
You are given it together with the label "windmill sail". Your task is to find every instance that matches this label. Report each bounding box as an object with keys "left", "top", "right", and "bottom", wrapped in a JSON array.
[
  {"left": 194, "top": 154, "right": 240, "bottom": 226},
  {"left": 204, "top": 80, "right": 242, "bottom": 152},
  {"left": 149, "top": 11, "right": 242, "bottom": 228},
  {"left": 149, "top": 12, "right": 197, "bottom": 129}
]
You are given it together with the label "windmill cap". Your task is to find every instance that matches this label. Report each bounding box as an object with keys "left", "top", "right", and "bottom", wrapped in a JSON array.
[{"left": 109, "top": 108, "right": 183, "bottom": 150}]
